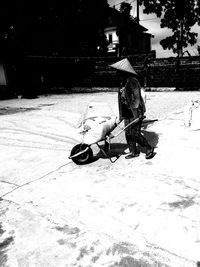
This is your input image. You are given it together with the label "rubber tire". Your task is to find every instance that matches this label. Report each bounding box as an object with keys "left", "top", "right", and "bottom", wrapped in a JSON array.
[{"left": 70, "top": 144, "right": 93, "bottom": 165}]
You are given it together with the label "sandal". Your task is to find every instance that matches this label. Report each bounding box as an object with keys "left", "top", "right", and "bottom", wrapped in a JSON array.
[
  {"left": 145, "top": 147, "right": 155, "bottom": 159},
  {"left": 125, "top": 152, "right": 140, "bottom": 159}
]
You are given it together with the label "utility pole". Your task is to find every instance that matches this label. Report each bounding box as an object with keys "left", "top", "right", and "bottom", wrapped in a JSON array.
[
  {"left": 175, "top": 0, "right": 185, "bottom": 57},
  {"left": 178, "top": 19, "right": 183, "bottom": 57},
  {"left": 136, "top": 0, "right": 139, "bottom": 24}
]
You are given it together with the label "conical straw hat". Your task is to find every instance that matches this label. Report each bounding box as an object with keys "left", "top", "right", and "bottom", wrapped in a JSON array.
[{"left": 109, "top": 58, "right": 137, "bottom": 75}]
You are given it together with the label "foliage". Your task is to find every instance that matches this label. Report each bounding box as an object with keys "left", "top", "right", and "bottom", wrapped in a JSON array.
[
  {"left": 120, "top": 2, "right": 132, "bottom": 17},
  {"left": 0, "top": 0, "right": 109, "bottom": 56},
  {"left": 139, "top": 0, "right": 200, "bottom": 55}
]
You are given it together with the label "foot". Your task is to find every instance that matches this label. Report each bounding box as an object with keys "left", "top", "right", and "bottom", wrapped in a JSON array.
[
  {"left": 145, "top": 147, "right": 155, "bottom": 159},
  {"left": 125, "top": 152, "right": 140, "bottom": 159}
]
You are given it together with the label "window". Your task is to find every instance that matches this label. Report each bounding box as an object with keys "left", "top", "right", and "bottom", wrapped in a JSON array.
[{"left": 108, "top": 34, "right": 113, "bottom": 43}]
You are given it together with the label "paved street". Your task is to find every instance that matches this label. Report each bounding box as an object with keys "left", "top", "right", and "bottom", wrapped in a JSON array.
[{"left": 1, "top": 91, "right": 200, "bottom": 267}]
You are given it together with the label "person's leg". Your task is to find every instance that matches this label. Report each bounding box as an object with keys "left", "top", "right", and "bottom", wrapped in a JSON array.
[
  {"left": 124, "top": 118, "right": 140, "bottom": 159},
  {"left": 134, "top": 122, "right": 155, "bottom": 159}
]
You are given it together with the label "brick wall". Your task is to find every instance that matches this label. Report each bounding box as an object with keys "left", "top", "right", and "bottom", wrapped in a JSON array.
[
  {"left": 92, "top": 55, "right": 200, "bottom": 89},
  {"left": 3, "top": 53, "right": 200, "bottom": 99},
  {"left": 146, "top": 57, "right": 200, "bottom": 89},
  {"left": 74, "top": 52, "right": 156, "bottom": 87}
]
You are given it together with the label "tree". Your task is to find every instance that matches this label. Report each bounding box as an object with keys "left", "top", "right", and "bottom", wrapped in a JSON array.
[
  {"left": 120, "top": 2, "right": 132, "bottom": 17},
  {"left": 75, "top": 0, "right": 109, "bottom": 55},
  {"left": 139, "top": 0, "right": 200, "bottom": 56},
  {"left": 0, "top": 0, "right": 109, "bottom": 56}
]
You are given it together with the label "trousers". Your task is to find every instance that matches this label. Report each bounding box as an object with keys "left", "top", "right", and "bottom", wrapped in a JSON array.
[{"left": 124, "top": 117, "right": 151, "bottom": 153}]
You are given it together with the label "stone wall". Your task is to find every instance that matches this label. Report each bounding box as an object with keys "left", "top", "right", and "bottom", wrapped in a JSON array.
[
  {"left": 2, "top": 53, "right": 200, "bottom": 99},
  {"left": 92, "top": 55, "right": 200, "bottom": 89},
  {"left": 70, "top": 54, "right": 200, "bottom": 89},
  {"left": 73, "top": 52, "right": 156, "bottom": 87},
  {"left": 146, "top": 57, "right": 200, "bottom": 89}
]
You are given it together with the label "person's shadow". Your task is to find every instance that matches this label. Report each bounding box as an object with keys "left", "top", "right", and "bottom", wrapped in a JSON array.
[{"left": 140, "top": 120, "right": 159, "bottom": 155}]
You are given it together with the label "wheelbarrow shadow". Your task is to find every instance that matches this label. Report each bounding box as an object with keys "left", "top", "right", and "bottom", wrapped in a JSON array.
[{"left": 93, "top": 142, "right": 128, "bottom": 163}]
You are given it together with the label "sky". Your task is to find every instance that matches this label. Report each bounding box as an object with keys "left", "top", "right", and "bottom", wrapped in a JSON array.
[{"left": 108, "top": 0, "right": 200, "bottom": 58}]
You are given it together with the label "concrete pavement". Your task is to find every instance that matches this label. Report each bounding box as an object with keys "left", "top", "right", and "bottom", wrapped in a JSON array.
[{"left": 0, "top": 92, "right": 200, "bottom": 267}]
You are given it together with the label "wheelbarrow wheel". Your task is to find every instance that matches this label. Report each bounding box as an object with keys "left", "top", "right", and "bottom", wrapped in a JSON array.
[{"left": 70, "top": 144, "right": 93, "bottom": 165}]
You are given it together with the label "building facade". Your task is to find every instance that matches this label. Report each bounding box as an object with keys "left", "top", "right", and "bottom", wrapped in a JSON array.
[{"left": 104, "top": 7, "right": 153, "bottom": 56}]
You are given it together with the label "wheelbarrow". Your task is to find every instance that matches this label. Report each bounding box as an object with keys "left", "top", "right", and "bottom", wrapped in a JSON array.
[{"left": 69, "top": 115, "right": 147, "bottom": 165}]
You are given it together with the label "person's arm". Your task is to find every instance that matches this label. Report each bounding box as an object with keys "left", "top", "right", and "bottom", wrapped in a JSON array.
[
  {"left": 125, "top": 77, "right": 140, "bottom": 118},
  {"left": 118, "top": 87, "right": 124, "bottom": 121}
]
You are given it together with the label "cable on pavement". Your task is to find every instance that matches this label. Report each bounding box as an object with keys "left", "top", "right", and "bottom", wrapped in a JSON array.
[{"left": 0, "top": 161, "right": 71, "bottom": 200}]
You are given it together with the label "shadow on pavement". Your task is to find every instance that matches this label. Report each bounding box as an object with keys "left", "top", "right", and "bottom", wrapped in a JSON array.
[
  {"left": 140, "top": 129, "right": 159, "bottom": 154},
  {"left": 90, "top": 120, "right": 159, "bottom": 163},
  {"left": 139, "top": 120, "right": 159, "bottom": 154},
  {"left": 94, "top": 143, "right": 128, "bottom": 162},
  {"left": 0, "top": 107, "right": 40, "bottom": 116},
  {"left": 0, "top": 223, "right": 14, "bottom": 267}
]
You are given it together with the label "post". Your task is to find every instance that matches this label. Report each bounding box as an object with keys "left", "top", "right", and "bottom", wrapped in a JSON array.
[
  {"left": 136, "top": 0, "right": 139, "bottom": 24},
  {"left": 178, "top": 19, "right": 183, "bottom": 58},
  {"left": 180, "top": 19, "right": 183, "bottom": 57},
  {"left": 175, "top": 0, "right": 185, "bottom": 57}
]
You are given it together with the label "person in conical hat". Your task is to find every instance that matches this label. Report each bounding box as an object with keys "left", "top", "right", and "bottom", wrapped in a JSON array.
[{"left": 109, "top": 58, "right": 155, "bottom": 159}]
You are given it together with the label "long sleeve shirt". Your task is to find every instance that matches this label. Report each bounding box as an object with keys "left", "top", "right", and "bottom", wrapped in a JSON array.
[{"left": 118, "top": 76, "right": 146, "bottom": 120}]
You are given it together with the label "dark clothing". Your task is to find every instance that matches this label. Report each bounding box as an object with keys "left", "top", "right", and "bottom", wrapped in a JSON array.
[
  {"left": 124, "top": 118, "right": 150, "bottom": 152},
  {"left": 118, "top": 76, "right": 151, "bottom": 154},
  {"left": 118, "top": 77, "right": 146, "bottom": 120}
]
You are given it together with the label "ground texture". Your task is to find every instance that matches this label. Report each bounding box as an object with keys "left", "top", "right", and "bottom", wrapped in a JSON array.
[{"left": 0, "top": 91, "right": 200, "bottom": 267}]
